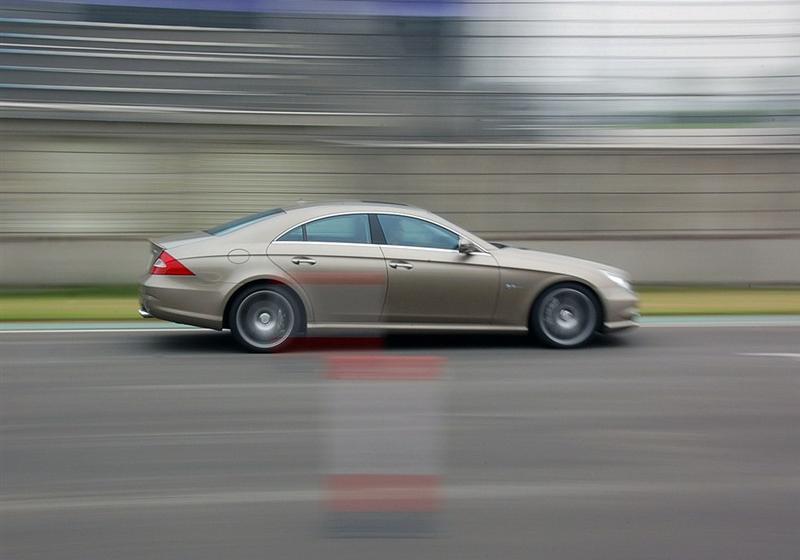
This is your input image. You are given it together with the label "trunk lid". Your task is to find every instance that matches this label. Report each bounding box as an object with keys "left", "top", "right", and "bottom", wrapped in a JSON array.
[{"left": 147, "top": 231, "right": 211, "bottom": 271}]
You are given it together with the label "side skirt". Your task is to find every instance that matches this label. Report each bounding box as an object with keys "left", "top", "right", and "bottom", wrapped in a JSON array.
[{"left": 306, "top": 323, "right": 528, "bottom": 335}]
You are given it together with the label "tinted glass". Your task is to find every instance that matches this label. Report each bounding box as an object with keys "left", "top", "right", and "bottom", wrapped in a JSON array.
[
  {"left": 277, "top": 226, "right": 304, "bottom": 242},
  {"left": 206, "top": 208, "right": 284, "bottom": 235},
  {"left": 377, "top": 214, "right": 459, "bottom": 250},
  {"left": 304, "top": 214, "right": 371, "bottom": 244}
]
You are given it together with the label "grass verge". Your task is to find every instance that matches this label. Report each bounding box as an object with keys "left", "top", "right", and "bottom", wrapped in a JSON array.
[
  {"left": 0, "top": 286, "right": 141, "bottom": 321},
  {"left": 639, "top": 286, "right": 800, "bottom": 316},
  {"left": 1, "top": 285, "right": 800, "bottom": 322}
]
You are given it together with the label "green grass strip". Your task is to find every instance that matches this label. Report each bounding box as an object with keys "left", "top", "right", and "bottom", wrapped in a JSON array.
[{"left": 1, "top": 285, "right": 799, "bottom": 321}]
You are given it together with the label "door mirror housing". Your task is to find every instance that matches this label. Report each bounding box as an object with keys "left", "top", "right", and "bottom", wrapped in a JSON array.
[{"left": 458, "top": 238, "right": 481, "bottom": 255}]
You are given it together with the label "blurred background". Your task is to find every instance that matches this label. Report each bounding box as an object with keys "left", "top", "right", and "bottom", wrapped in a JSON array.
[
  {"left": 3, "top": 5, "right": 800, "bottom": 559},
  {"left": 1, "top": 0, "right": 799, "bottom": 284}
]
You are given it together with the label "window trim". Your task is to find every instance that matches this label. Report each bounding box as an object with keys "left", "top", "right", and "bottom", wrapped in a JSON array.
[
  {"left": 274, "top": 212, "right": 373, "bottom": 245},
  {"left": 271, "top": 210, "right": 489, "bottom": 253},
  {"left": 374, "top": 212, "right": 465, "bottom": 252},
  {"left": 277, "top": 224, "right": 306, "bottom": 242},
  {"left": 368, "top": 214, "right": 387, "bottom": 245}
]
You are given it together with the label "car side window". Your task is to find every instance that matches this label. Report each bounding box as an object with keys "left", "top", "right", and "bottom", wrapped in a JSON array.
[
  {"left": 277, "top": 226, "right": 304, "bottom": 242},
  {"left": 303, "top": 214, "right": 371, "bottom": 244},
  {"left": 376, "top": 214, "right": 459, "bottom": 250}
]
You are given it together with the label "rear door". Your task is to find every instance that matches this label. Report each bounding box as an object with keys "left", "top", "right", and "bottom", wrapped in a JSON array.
[
  {"left": 375, "top": 214, "right": 499, "bottom": 324},
  {"left": 267, "top": 213, "right": 387, "bottom": 323}
]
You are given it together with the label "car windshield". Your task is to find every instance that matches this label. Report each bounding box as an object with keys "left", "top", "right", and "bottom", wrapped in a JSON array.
[{"left": 205, "top": 208, "right": 284, "bottom": 235}]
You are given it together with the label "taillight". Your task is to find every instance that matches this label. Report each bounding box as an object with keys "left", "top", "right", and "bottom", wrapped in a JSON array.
[{"left": 150, "top": 250, "right": 194, "bottom": 276}]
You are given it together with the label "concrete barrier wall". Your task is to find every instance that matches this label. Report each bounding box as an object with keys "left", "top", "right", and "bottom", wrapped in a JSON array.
[{"left": 1, "top": 121, "right": 799, "bottom": 284}]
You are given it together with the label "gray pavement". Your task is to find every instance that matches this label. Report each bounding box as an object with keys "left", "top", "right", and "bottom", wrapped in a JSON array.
[{"left": 1, "top": 327, "right": 799, "bottom": 559}]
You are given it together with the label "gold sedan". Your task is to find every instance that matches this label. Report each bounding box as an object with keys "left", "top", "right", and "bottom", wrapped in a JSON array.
[{"left": 140, "top": 202, "right": 639, "bottom": 351}]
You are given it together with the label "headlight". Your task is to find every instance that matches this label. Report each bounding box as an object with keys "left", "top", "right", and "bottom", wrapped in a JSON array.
[{"left": 603, "top": 270, "right": 632, "bottom": 292}]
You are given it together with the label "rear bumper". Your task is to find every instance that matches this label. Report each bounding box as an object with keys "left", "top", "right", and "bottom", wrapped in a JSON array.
[{"left": 139, "top": 274, "right": 225, "bottom": 329}]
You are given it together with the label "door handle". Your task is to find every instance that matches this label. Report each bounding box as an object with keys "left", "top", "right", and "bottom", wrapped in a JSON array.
[
  {"left": 291, "top": 256, "right": 317, "bottom": 265},
  {"left": 388, "top": 260, "right": 414, "bottom": 270}
]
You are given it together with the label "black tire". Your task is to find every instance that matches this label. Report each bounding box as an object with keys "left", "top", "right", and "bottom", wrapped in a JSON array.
[
  {"left": 530, "top": 282, "right": 601, "bottom": 348},
  {"left": 228, "top": 284, "right": 303, "bottom": 353}
]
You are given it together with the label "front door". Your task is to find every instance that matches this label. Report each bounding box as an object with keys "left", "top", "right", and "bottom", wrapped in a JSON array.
[{"left": 375, "top": 214, "right": 499, "bottom": 324}]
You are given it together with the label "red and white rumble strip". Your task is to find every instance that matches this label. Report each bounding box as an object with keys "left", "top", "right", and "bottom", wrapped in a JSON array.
[{"left": 324, "top": 354, "right": 445, "bottom": 537}]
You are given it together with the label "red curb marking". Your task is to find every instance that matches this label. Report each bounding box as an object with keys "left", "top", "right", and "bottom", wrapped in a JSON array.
[
  {"left": 327, "top": 474, "right": 441, "bottom": 512},
  {"left": 326, "top": 354, "right": 445, "bottom": 380}
]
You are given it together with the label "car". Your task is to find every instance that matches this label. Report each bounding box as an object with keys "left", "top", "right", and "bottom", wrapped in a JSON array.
[{"left": 139, "top": 201, "right": 639, "bottom": 352}]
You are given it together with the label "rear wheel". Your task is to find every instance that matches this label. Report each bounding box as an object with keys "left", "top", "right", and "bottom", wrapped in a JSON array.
[
  {"left": 229, "top": 285, "right": 301, "bottom": 352},
  {"left": 531, "top": 282, "right": 600, "bottom": 348}
]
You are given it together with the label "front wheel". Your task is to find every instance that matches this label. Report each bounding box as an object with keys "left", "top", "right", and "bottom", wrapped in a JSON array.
[
  {"left": 229, "top": 285, "right": 301, "bottom": 352},
  {"left": 531, "top": 283, "right": 601, "bottom": 348}
]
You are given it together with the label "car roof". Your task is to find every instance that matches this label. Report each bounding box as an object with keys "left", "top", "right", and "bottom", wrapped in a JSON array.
[
  {"left": 276, "top": 200, "right": 445, "bottom": 222},
  {"left": 282, "top": 200, "right": 413, "bottom": 213}
]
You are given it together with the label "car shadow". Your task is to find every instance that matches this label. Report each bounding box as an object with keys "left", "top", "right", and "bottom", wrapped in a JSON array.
[{"left": 147, "top": 329, "right": 633, "bottom": 354}]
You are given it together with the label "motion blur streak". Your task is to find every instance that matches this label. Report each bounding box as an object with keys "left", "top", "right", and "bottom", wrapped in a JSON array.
[
  {"left": 2, "top": 0, "right": 799, "bottom": 138},
  {"left": 1, "top": 1, "right": 800, "bottom": 284}
]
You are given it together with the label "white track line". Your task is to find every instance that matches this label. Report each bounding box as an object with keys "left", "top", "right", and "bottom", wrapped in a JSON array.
[
  {"left": 738, "top": 352, "right": 800, "bottom": 360},
  {"left": 0, "top": 328, "right": 199, "bottom": 334},
  {"left": 3, "top": 478, "right": 798, "bottom": 513}
]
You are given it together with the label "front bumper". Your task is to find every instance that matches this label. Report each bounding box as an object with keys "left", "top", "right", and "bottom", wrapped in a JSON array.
[
  {"left": 603, "top": 318, "right": 640, "bottom": 332},
  {"left": 602, "top": 288, "right": 640, "bottom": 332}
]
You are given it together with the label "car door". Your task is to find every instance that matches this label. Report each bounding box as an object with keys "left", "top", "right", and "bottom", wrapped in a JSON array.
[
  {"left": 267, "top": 213, "right": 387, "bottom": 323},
  {"left": 375, "top": 213, "right": 499, "bottom": 324}
]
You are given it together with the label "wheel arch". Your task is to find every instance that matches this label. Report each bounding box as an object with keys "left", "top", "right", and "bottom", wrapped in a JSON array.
[
  {"left": 528, "top": 276, "right": 606, "bottom": 331},
  {"left": 222, "top": 277, "right": 309, "bottom": 333}
]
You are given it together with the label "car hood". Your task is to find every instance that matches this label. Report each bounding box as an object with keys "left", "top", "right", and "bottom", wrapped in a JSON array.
[{"left": 491, "top": 245, "right": 626, "bottom": 278}]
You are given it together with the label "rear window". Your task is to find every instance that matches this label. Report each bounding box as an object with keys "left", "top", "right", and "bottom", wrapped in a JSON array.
[
  {"left": 206, "top": 208, "right": 284, "bottom": 236},
  {"left": 305, "top": 214, "right": 370, "bottom": 244}
]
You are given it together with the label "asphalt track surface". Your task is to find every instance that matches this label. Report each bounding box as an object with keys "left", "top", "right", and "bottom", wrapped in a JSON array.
[{"left": 2, "top": 325, "right": 799, "bottom": 560}]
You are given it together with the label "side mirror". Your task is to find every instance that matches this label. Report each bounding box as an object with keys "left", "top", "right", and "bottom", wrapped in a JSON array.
[{"left": 458, "top": 238, "right": 480, "bottom": 255}]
